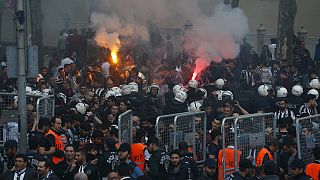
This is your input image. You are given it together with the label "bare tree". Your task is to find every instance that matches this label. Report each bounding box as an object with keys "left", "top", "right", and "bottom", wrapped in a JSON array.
[{"left": 277, "top": 0, "right": 297, "bottom": 64}]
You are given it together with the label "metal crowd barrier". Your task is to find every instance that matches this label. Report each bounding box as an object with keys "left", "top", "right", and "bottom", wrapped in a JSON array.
[
  {"left": 296, "top": 115, "right": 320, "bottom": 164},
  {"left": 234, "top": 113, "right": 276, "bottom": 171},
  {"left": 221, "top": 116, "right": 237, "bottom": 179},
  {"left": 118, "top": 110, "right": 133, "bottom": 145},
  {"left": 155, "top": 112, "right": 194, "bottom": 152},
  {"left": 173, "top": 112, "right": 207, "bottom": 167},
  {"left": 0, "top": 92, "right": 55, "bottom": 143},
  {"left": 36, "top": 95, "right": 55, "bottom": 122}
]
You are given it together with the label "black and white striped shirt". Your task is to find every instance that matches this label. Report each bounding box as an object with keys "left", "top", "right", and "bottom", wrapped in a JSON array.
[
  {"left": 274, "top": 108, "right": 295, "bottom": 120},
  {"left": 298, "top": 103, "right": 315, "bottom": 117}
]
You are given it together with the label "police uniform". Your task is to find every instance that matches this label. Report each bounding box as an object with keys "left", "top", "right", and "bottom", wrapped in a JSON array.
[{"left": 287, "top": 95, "right": 304, "bottom": 115}]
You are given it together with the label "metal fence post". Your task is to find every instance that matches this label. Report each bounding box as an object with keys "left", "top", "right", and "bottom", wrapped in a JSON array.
[
  {"left": 234, "top": 117, "right": 239, "bottom": 171},
  {"left": 296, "top": 118, "right": 302, "bottom": 159}
]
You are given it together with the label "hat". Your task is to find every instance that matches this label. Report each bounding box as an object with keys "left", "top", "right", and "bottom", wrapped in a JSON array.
[
  {"left": 239, "top": 159, "right": 254, "bottom": 169},
  {"left": 118, "top": 143, "right": 131, "bottom": 154},
  {"left": 204, "top": 158, "right": 217, "bottom": 169},
  {"left": 4, "top": 140, "right": 17, "bottom": 148},
  {"left": 289, "top": 159, "right": 305, "bottom": 169}
]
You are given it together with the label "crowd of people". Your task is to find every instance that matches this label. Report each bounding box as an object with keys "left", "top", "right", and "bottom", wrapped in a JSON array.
[{"left": 0, "top": 28, "right": 320, "bottom": 180}]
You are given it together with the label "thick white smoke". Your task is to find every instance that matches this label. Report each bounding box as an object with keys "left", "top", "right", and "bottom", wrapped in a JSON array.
[{"left": 90, "top": 0, "right": 249, "bottom": 69}]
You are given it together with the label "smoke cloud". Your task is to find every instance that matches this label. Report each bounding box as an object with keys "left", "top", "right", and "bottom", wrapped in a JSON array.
[{"left": 90, "top": 0, "right": 249, "bottom": 70}]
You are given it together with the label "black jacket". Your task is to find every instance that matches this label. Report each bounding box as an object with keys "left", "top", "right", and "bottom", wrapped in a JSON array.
[
  {"left": 164, "top": 99, "right": 187, "bottom": 115},
  {"left": 74, "top": 163, "right": 99, "bottom": 180},
  {"left": 1, "top": 168, "right": 38, "bottom": 180},
  {"left": 149, "top": 149, "right": 170, "bottom": 180},
  {"left": 291, "top": 173, "right": 311, "bottom": 180},
  {"left": 168, "top": 162, "right": 192, "bottom": 180},
  {"left": 227, "top": 172, "right": 248, "bottom": 180}
]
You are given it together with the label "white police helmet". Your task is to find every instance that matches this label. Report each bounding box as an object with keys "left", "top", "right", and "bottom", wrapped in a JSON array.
[
  {"left": 309, "top": 79, "right": 320, "bottom": 89},
  {"left": 308, "top": 89, "right": 319, "bottom": 99},
  {"left": 222, "top": 90, "right": 233, "bottom": 100},
  {"left": 215, "top": 78, "right": 225, "bottom": 89},
  {"left": 75, "top": 102, "right": 88, "bottom": 115},
  {"left": 277, "top": 87, "right": 288, "bottom": 98},
  {"left": 121, "top": 85, "right": 132, "bottom": 95},
  {"left": 292, "top": 85, "right": 303, "bottom": 97},
  {"left": 198, "top": 88, "right": 207, "bottom": 99},
  {"left": 173, "top": 84, "right": 187, "bottom": 95},
  {"left": 32, "top": 90, "right": 42, "bottom": 96},
  {"left": 104, "top": 90, "right": 116, "bottom": 99},
  {"left": 111, "top": 87, "right": 122, "bottom": 97},
  {"left": 258, "top": 85, "right": 269, "bottom": 97},
  {"left": 26, "top": 86, "right": 33, "bottom": 94},
  {"left": 147, "top": 83, "right": 160, "bottom": 95},
  {"left": 128, "top": 82, "right": 139, "bottom": 92},
  {"left": 188, "top": 79, "right": 198, "bottom": 89},
  {"left": 175, "top": 90, "right": 187, "bottom": 103},
  {"left": 42, "top": 89, "right": 51, "bottom": 96},
  {"left": 188, "top": 101, "right": 202, "bottom": 112}
]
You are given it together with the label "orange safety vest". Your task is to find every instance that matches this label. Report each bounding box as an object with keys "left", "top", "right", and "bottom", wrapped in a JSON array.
[
  {"left": 46, "top": 129, "right": 65, "bottom": 164},
  {"left": 306, "top": 163, "right": 320, "bottom": 180},
  {"left": 131, "top": 143, "right": 146, "bottom": 171},
  {"left": 256, "top": 147, "right": 273, "bottom": 167},
  {"left": 218, "top": 148, "right": 241, "bottom": 180}
]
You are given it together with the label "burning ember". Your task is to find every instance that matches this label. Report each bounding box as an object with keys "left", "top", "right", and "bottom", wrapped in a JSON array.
[
  {"left": 192, "top": 72, "right": 198, "bottom": 80},
  {"left": 191, "top": 58, "right": 208, "bottom": 80},
  {"left": 111, "top": 50, "right": 118, "bottom": 64}
]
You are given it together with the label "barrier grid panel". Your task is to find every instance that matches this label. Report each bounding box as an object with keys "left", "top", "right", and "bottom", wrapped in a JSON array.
[
  {"left": 118, "top": 110, "right": 133, "bottom": 145},
  {"left": 296, "top": 115, "right": 320, "bottom": 164},
  {"left": 36, "top": 95, "right": 55, "bottom": 122},
  {"left": 173, "top": 112, "right": 207, "bottom": 166},
  {"left": 155, "top": 112, "right": 193, "bottom": 152},
  {"left": 234, "top": 113, "right": 276, "bottom": 170},
  {"left": 0, "top": 92, "right": 44, "bottom": 137},
  {"left": 221, "top": 116, "right": 237, "bottom": 179}
]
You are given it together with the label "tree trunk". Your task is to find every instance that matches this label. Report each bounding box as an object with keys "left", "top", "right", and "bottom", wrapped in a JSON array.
[
  {"left": 277, "top": 0, "right": 297, "bottom": 64},
  {"left": 29, "top": 0, "right": 43, "bottom": 67}
]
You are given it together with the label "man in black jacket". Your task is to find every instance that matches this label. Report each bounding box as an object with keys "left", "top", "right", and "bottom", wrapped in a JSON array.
[
  {"left": 198, "top": 158, "right": 218, "bottom": 180},
  {"left": 74, "top": 148, "right": 99, "bottom": 180},
  {"left": 37, "top": 158, "right": 60, "bottom": 180},
  {"left": 289, "top": 159, "right": 310, "bottom": 180},
  {"left": 1, "top": 154, "right": 38, "bottom": 180},
  {"left": 146, "top": 137, "right": 170, "bottom": 180},
  {"left": 54, "top": 144, "right": 76, "bottom": 180},
  {"left": 168, "top": 149, "right": 192, "bottom": 180},
  {"left": 227, "top": 159, "right": 254, "bottom": 180}
]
